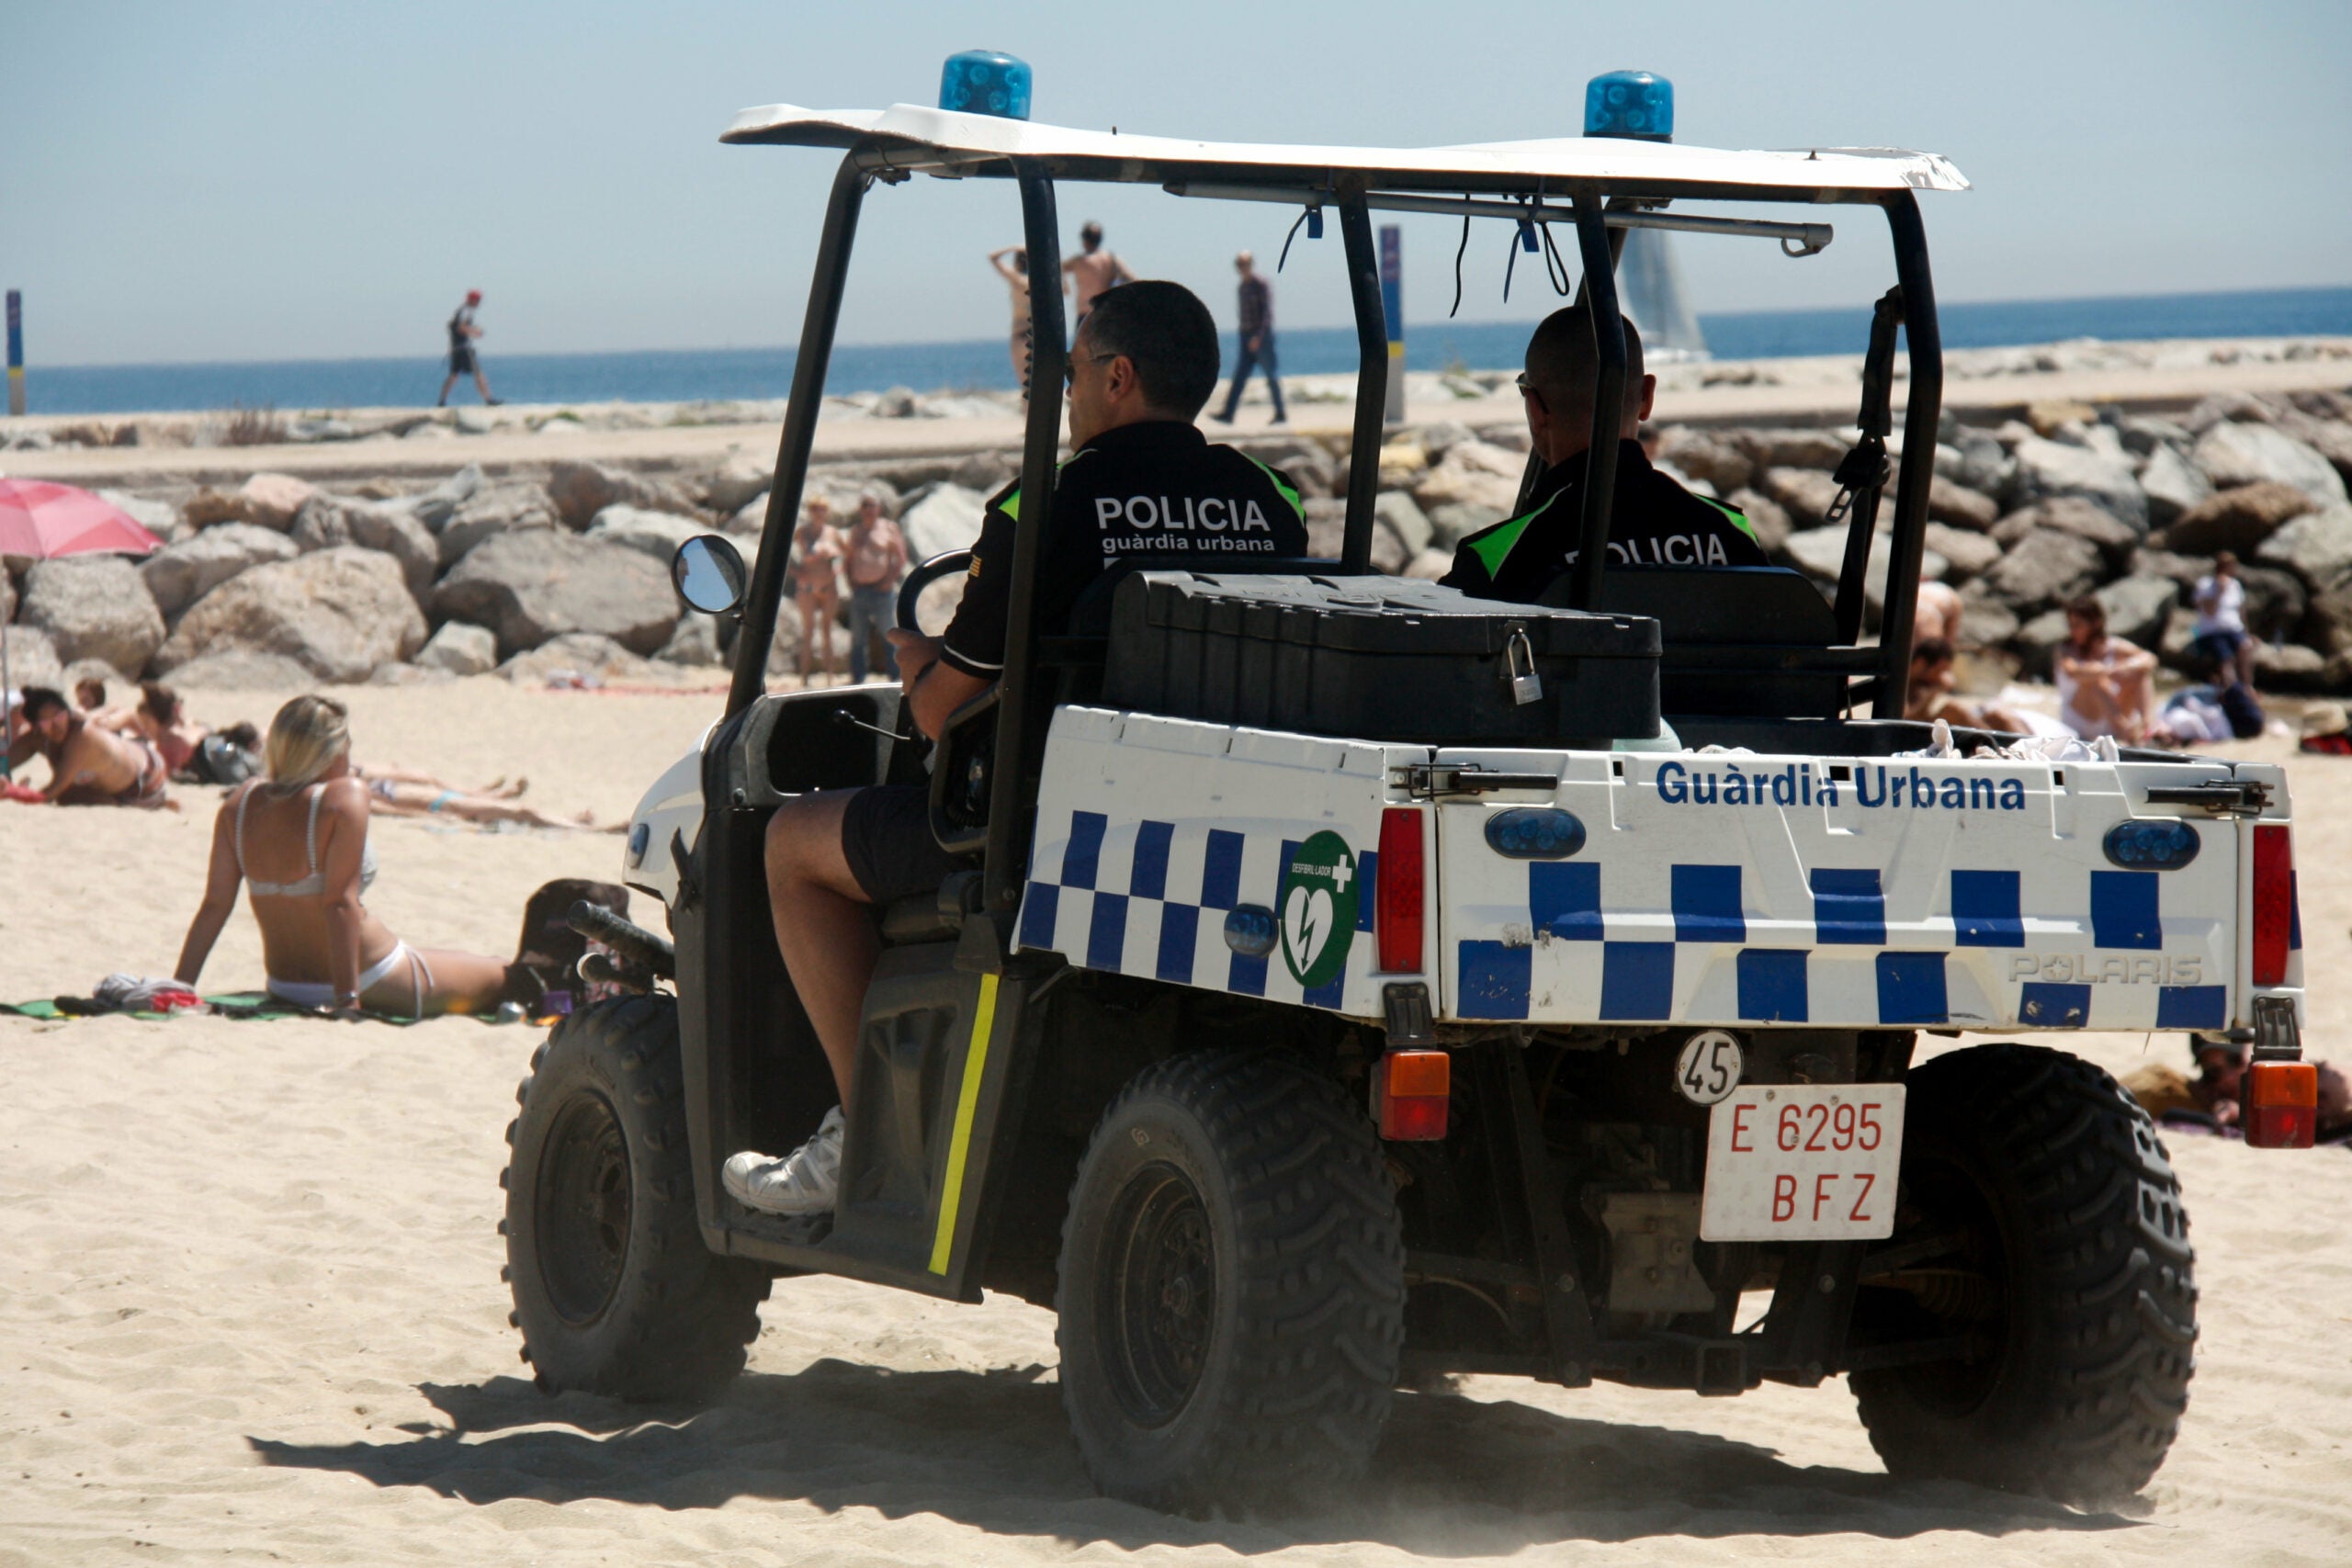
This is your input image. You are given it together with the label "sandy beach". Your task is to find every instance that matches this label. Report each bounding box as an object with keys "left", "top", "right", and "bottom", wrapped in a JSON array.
[{"left": 3, "top": 678, "right": 2349, "bottom": 1566}]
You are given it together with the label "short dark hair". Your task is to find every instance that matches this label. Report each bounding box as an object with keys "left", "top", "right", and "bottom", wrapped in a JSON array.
[
  {"left": 1080, "top": 280, "right": 1220, "bottom": 417},
  {"left": 20, "top": 686, "right": 69, "bottom": 723},
  {"left": 141, "top": 682, "right": 180, "bottom": 725},
  {"left": 1910, "top": 637, "right": 1955, "bottom": 666},
  {"left": 1525, "top": 304, "right": 1647, "bottom": 413}
]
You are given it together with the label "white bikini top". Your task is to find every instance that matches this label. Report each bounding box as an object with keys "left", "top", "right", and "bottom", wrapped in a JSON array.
[{"left": 236, "top": 784, "right": 378, "bottom": 898}]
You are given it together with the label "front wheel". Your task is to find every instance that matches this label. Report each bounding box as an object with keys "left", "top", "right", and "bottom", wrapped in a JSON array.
[
  {"left": 503, "top": 995, "right": 769, "bottom": 1402},
  {"left": 1850, "top": 1043, "right": 2197, "bottom": 1506},
  {"left": 1056, "top": 1049, "right": 1405, "bottom": 1513}
]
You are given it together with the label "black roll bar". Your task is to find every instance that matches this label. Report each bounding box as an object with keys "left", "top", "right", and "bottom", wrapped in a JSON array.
[
  {"left": 729, "top": 153, "right": 869, "bottom": 716},
  {"left": 1336, "top": 190, "right": 1387, "bottom": 574},
  {"left": 982, "top": 164, "right": 1070, "bottom": 914},
  {"left": 1872, "top": 191, "right": 1943, "bottom": 713},
  {"left": 1564, "top": 202, "right": 1627, "bottom": 612}
]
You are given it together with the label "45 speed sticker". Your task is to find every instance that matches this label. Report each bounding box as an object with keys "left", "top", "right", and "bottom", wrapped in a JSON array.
[{"left": 1278, "top": 830, "right": 1359, "bottom": 987}]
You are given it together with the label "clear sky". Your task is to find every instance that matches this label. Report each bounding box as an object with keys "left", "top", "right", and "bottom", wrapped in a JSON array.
[{"left": 6, "top": 0, "right": 2347, "bottom": 367}]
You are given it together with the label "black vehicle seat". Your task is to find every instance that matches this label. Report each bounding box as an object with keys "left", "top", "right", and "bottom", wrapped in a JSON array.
[
  {"left": 877, "top": 868, "right": 982, "bottom": 946},
  {"left": 1574, "top": 566, "right": 1844, "bottom": 717}
]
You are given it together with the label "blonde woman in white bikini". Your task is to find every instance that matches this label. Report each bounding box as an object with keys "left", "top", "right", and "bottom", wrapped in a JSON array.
[{"left": 172, "top": 694, "right": 509, "bottom": 1018}]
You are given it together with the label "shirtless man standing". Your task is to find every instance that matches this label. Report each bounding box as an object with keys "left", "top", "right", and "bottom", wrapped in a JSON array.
[
  {"left": 1061, "top": 220, "right": 1135, "bottom": 331},
  {"left": 6, "top": 686, "right": 175, "bottom": 808}
]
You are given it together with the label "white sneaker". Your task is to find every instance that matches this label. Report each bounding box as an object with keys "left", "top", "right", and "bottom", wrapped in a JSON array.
[{"left": 723, "top": 1106, "right": 845, "bottom": 1215}]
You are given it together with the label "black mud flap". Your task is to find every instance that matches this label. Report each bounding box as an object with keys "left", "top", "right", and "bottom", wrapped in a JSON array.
[{"left": 821, "top": 931, "right": 1031, "bottom": 1301}]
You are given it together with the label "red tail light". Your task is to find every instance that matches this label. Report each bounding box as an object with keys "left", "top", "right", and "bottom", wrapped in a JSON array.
[
  {"left": 2245, "top": 1059, "right": 2318, "bottom": 1149},
  {"left": 1377, "top": 807, "right": 1425, "bottom": 974},
  {"left": 2252, "top": 824, "right": 2293, "bottom": 987},
  {"left": 1375, "top": 1049, "right": 1451, "bottom": 1140}
]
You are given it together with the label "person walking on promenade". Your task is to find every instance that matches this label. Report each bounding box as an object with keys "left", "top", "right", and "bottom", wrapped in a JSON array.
[
  {"left": 789, "top": 497, "right": 845, "bottom": 686},
  {"left": 990, "top": 247, "right": 1035, "bottom": 399},
  {"left": 437, "top": 289, "right": 501, "bottom": 407},
  {"left": 1062, "top": 221, "right": 1135, "bottom": 331},
  {"left": 1213, "top": 249, "right": 1285, "bottom": 424},
  {"left": 842, "top": 492, "right": 908, "bottom": 683}
]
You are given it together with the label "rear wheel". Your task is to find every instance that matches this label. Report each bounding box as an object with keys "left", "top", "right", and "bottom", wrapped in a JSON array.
[
  {"left": 1851, "top": 1043, "right": 2197, "bottom": 1506},
  {"left": 503, "top": 995, "right": 769, "bottom": 1401},
  {"left": 1056, "top": 1049, "right": 1405, "bottom": 1513}
]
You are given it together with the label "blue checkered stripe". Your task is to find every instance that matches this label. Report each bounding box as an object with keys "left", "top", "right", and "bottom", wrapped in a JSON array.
[
  {"left": 1017, "top": 810, "right": 1377, "bottom": 1010},
  {"left": 1455, "top": 862, "right": 2229, "bottom": 1031}
]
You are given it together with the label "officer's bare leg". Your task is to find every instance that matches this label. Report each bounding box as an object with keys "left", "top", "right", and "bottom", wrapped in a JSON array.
[{"left": 763, "top": 790, "right": 875, "bottom": 1107}]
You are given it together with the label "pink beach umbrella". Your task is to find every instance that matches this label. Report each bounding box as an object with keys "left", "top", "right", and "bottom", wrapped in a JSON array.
[{"left": 1, "top": 479, "right": 164, "bottom": 781}]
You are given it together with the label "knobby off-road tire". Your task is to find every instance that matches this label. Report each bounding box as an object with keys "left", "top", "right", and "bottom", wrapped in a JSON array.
[
  {"left": 1056, "top": 1049, "right": 1406, "bottom": 1513},
  {"left": 503, "top": 995, "right": 769, "bottom": 1402},
  {"left": 1851, "top": 1043, "right": 2197, "bottom": 1507}
]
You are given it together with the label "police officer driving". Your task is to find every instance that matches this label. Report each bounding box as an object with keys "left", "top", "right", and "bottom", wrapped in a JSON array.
[
  {"left": 1442, "top": 305, "right": 1766, "bottom": 602},
  {"left": 726, "top": 278, "right": 1307, "bottom": 1218}
]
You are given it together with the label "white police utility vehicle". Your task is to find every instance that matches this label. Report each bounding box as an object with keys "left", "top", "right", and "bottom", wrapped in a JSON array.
[{"left": 501, "top": 56, "right": 2321, "bottom": 1515}]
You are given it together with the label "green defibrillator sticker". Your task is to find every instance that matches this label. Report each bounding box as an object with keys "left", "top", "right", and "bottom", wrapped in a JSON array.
[{"left": 1278, "top": 830, "right": 1360, "bottom": 987}]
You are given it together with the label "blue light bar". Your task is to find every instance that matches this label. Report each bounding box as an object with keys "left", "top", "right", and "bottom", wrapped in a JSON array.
[
  {"left": 940, "top": 50, "right": 1032, "bottom": 120},
  {"left": 1585, "top": 70, "right": 1673, "bottom": 141}
]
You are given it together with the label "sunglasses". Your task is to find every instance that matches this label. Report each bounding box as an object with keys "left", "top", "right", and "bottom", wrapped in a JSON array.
[
  {"left": 1064, "top": 350, "right": 1119, "bottom": 387},
  {"left": 1515, "top": 371, "right": 1547, "bottom": 411}
]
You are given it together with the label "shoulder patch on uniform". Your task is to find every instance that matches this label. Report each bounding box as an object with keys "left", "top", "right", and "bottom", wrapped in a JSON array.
[
  {"left": 1464, "top": 491, "right": 1560, "bottom": 577},
  {"left": 1696, "top": 492, "right": 1758, "bottom": 542},
  {"left": 1238, "top": 453, "right": 1306, "bottom": 520}
]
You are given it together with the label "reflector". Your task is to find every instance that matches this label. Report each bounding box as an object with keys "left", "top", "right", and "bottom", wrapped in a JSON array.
[
  {"left": 1376, "top": 807, "right": 1425, "bottom": 973},
  {"left": 2245, "top": 1059, "right": 2318, "bottom": 1150}
]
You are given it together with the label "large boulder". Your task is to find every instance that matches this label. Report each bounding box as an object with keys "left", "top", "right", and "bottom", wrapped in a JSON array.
[
  {"left": 235, "top": 472, "right": 317, "bottom": 532},
  {"left": 585, "top": 504, "right": 706, "bottom": 565},
  {"left": 2253, "top": 640, "right": 2332, "bottom": 694},
  {"left": 702, "top": 452, "right": 773, "bottom": 513},
  {"left": 431, "top": 529, "right": 679, "bottom": 657},
  {"left": 1725, "top": 488, "right": 1791, "bottom": 558},
  {"left": 96, "top": 490, "right": 181, "bottom": 543},
  {"left": 1760, "top": 467, "right": 1842, "bottom": 525},
  {"left": 1411, "top": 441, "right": 1522, "bottom": 513},
  {"left": 438, "top": 482, "right": 558, "bottom": 568},
  {"left": 1659, "top": 434, "right": 1753, "bottom": 494},
  {"left": 291, "top": 494, "right": 439, "bottom": 594},
  {"left": 1991, "top": 496, "right": 2140, "bottom": 569},
  {"left": 547, "top": 460, "right": 696, "bottom": 531},
  {"left": 2162, "top": 482, "right": 2316, "bottom": 555},
  {"left": 1374, "top": 491, "right": 1432, "bottom": 558},
  {"left": 2192, "top": 421, "right": 2347, "bottom": 508},
  {"left": 0, "top": 626, "right": 63, "bottom": 687},
  {"left": 156, "top": 547, "right": 424, "bottom": 682},
  {"left": 1925, "top": 476, "right": 1999, "bottom": 532},
  {"left": 2256, "top": 503, "right": 2352, "bottom": 590},
  {"left": 2237, "top": 565, "right": 2307, "bottom": 643},
  {"left": 20, "top": 556, "right": 165, "bottom": 677},
  {"left": 2093, "top": 574, "right": 2181, "bottom": 650},
  {"left": 413, "top": 619, "right": 499, "bottom": 676},
  {"left": 1979, "top": 528, "right": 2103, "bottom": 614},
  {"left": 405, "top": 464, "right": 484, "bottom": 531},
  {"left": 2138, "top": 443, "right": 2212, "bottom": 530},
  {"left": 1952, "top": 429, "right": 2015, "bottom": 501},
  {"left": 1427, "top": 501, "right": 1507, "bottom": 552},
  {"left": 1924, "top": 522, "right": 2001, "bottom": 581},
  {"left": 498, "top": 632, "right": 659, "bottom": 686},
  {"left": 2008, "top": 435, "right": 2146, "bottom": 531},
  {"left": 137, "top": 523, "right": 300, "bottom": 623},
  {"left": 1733, "top": 429, "right": 1847, "bottom": 470},
  {"left": 899, "top": 483, "right": 989, "bottom": 562}
]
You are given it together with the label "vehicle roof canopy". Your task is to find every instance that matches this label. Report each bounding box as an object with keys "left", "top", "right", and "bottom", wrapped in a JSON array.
[{"left": 722, "top": 104, "right": 1970, "bottom": 204}]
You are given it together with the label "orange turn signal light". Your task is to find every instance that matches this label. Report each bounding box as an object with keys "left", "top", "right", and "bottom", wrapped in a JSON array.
[
  {"left": 1376, "top": 1049, "right": 1451, "bottom": 1141},
  {"left": 2245, "top": 1059, "right": 2318, "bottom": 1150}
]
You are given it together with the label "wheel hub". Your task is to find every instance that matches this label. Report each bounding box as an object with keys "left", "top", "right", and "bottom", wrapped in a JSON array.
[
  {"left": 535, "top": 1091, "right": 633, "bottom": 1325},
  {"left": 1102, "top": 1163, "right": 1216, "bottom": 1427}
]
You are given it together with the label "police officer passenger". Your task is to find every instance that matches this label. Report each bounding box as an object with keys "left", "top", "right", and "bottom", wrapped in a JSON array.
[
  {"left": 1442, "top": 305, "right": 1766, "bottom": 602},
  {"left": 726, "top": 279, "right": 1306, "bottom": 1218}
]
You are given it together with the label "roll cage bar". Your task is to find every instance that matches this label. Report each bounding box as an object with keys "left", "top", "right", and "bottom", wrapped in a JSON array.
[{"left": 724, "top": 140, "right": 1948, "bottom": 920}]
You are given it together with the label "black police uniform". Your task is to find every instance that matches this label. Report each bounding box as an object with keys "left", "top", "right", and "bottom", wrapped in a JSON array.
[
  {"left": 1441, "top": 439, "right": 1767, "bottom": 603},
  {"left": 840, "top": 419, "right": 1306, "bottom": 905},
  {"left": 938, "top": 419, "right": 1306, "bottom": 677}
]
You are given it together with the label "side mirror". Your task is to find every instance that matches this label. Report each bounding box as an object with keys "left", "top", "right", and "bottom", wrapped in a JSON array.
[{"left": 672, "top": 535, "right": 747, "bottom": 615}]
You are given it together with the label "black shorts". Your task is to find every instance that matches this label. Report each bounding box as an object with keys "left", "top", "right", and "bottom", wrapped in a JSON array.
[
  {"left": 841, "top": 784, "right": 967, "bottom": 904},
  {"left": 449, "top": 346, "right": 477, "bottom": 374}
]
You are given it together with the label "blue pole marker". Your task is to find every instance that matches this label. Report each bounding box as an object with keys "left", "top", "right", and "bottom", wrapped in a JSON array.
[
  {"left": 6, "top": 290, "right": 22, "bottom": 417},
  {"left": 1378, "top": 226, "right": 1404, "bottom": 424}
]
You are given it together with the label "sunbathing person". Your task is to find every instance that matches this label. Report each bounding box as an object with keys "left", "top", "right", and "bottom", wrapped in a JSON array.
[
  {"left": 1905, "top": 638, "right": 2032, "bottom": 735},
  {"left": 6, "top": 686, "right": 176, "bottom": 809},
  {"left": 359, "top": 771, "right": 608, "bottom": 831},
  {"left": 172, "top": 694, "right": 510, "bottom": 1017},
  {"left": 90, "top": 683, "right": 209, "bottom": 778}
]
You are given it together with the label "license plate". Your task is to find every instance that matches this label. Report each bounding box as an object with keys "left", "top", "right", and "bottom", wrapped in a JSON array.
[{"left": 1700, "top": 1084, "right": 1905, "bottom": 1242}]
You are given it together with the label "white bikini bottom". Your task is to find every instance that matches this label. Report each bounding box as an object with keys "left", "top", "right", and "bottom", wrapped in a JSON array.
[{"left": 266, "top": 942, "right": 435, "bottom": 1017}]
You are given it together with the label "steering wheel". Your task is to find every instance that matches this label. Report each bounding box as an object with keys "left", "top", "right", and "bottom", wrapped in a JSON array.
[{"left": 898, "top": 548, "right": 973, "bottom": 633}]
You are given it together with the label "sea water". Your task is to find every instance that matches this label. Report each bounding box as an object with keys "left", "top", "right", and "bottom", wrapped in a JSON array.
[{"left": 19, "top": 286, "right": 2349, "bottom": 418}]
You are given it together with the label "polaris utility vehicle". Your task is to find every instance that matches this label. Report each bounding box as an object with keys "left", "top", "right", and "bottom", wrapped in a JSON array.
[{"left": 503, "top": 61, "right": 2319, "bottom": 1513}]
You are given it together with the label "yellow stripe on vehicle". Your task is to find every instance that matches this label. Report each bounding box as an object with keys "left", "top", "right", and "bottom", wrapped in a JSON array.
[{"left": 927, "top": 972, "right": 1001, "bottom": 1275}]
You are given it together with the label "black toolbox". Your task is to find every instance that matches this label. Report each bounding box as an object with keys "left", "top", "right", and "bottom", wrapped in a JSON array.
[{"left": 1103, "top": 573, "right": 1661, "bottom": 743}]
